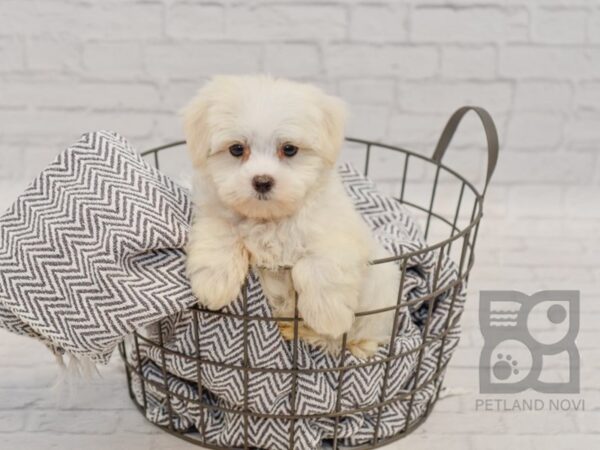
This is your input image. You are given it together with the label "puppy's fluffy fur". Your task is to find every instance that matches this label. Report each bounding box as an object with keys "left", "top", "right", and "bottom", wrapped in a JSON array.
[{"left": 183, "top": 75, "right": 399, "bottom": 357}]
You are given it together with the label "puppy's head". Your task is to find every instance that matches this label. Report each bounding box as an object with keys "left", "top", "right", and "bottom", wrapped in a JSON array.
[{"left": 182, "top": 75, "right": 346, "bottom": 219}]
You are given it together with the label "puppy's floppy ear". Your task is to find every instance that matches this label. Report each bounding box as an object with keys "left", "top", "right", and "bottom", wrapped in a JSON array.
[
  {"left": 318, "top": 94, "right": 347, "bottom": 166},
  {"left": 181, "top": 86, "right": 212, "bottom": 168}
]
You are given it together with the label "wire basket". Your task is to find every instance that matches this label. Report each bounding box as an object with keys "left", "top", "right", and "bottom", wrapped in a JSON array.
[{"left": 119, "top": 106, "right": 499, "bottom": 449}]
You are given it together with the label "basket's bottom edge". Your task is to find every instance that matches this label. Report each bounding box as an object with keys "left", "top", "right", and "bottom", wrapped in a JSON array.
[{"left": 124, "top": 389, "right": 436, "bottom": 450}]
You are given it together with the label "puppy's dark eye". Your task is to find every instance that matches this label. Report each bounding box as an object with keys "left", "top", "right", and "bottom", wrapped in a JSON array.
[
  {"left": 229, "top": 144, "right": 245, "bottom": 157},
  {"left": 281, "top": 144, "right": 298, "bottom": 157}
]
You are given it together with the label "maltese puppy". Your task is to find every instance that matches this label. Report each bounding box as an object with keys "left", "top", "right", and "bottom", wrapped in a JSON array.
[{"left": 183, "top": 75, "right": 399, "bottom": 358}]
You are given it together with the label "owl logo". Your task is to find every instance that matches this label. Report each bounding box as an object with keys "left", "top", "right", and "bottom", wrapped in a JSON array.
[{"left": 479, "top": 290, "right": 580, "bottom": 394}]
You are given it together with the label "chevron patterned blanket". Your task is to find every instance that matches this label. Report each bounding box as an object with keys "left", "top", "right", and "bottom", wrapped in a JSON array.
[{"left": 0, "top": 131, "right": 465, "bottom": 449}]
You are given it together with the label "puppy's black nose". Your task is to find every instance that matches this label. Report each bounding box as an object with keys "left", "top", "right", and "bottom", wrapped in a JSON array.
[{"left": 252, "top": 175, "right": 274, "bottom": 194}]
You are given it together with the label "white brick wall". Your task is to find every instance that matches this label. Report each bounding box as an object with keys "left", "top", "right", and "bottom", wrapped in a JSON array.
[{"left": 0, "top": 0, "right": 598, "bottom": 229}]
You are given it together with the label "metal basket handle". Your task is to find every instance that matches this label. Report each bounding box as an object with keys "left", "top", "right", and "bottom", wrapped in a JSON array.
[{"left": 431, "top": 106, "right": 499, "bottom": 197}]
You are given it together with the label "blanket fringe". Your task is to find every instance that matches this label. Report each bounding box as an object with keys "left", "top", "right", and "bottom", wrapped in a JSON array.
[{"left": 52, "top": 352, "right": 101, "bottom": 402}]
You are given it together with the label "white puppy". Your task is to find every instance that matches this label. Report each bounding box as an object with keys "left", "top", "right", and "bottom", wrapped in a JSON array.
[{"left": 183, "top": 75, "right": 399, "bottom": 357}]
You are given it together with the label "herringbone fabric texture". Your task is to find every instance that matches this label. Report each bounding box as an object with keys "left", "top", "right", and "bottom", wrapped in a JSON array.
[
  {"left": 0, "top": 132, "right": 465, "bottom": 449},
  {"left": 0, "top": 131, "right": 196, "bottom": 362}
]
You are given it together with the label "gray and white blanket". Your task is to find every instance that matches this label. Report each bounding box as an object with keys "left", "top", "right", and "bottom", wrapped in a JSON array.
[{"left": 0, "top": 131, "right": 465, "bottom": 449}]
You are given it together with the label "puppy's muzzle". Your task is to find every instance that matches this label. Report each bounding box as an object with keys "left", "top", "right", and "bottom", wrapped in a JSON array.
[{"left": 252, "top": 175, "right": 274, "bottom": 194}]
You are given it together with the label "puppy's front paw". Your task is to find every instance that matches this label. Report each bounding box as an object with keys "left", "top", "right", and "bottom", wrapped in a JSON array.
[
  {"left": 298, "top": 292, "right": 355, "bottom": 339},
  {"left": 317, "top": 302, "right": 355, "bottom": 338},
  {"left": 292, "top": 257, "right": 359, "bottom": 340},
  {"left": 187, "top": 251, "right": 249, "bottom": 310}
]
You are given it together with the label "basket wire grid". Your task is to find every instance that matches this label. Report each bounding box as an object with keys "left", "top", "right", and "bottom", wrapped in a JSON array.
[{"left": 119, "top": 106, "right": 499, "bottom": 450}]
